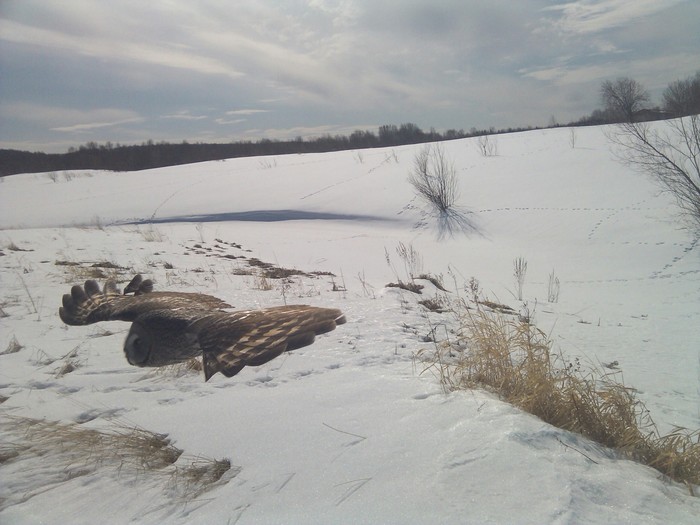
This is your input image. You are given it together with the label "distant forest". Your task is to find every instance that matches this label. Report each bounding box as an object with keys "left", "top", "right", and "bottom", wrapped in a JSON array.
[
  {"left": 2, "top": 71, "right": 697, "bottom": 177},
  {"left": 0, "top": 123, "right": 526, "bottom": 176}
]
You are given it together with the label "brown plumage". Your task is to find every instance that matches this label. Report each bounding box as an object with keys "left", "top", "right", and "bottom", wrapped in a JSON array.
[{"left": 59, "top": 275, "right": 346, "bottom": 381}]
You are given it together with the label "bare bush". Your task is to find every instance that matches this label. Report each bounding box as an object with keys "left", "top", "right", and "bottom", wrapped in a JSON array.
[
  {"left": 607, "top": 115, "right": 700, "bottom": 229},
  {"left": 477, "top": 134, "right": 498, "bottom": 156},
  {"left": 547, "top": 270, "right": 560, "bottom": 303},
  {"left": 409, "top": 144, "right": 477, "bottom": 238},
  {"left": 409, "top": 144, "right": 459, "bottom": 214},
  {"left": 513, "top": 257, "right": 527, "bottom": 301}
]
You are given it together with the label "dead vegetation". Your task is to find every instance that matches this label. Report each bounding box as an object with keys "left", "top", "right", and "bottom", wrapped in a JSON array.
[
  {"left": 386, "top": 280, "right": 424, "bottom": 294},
  {"left": 0, "top": 416, "right": 235, "bottom": 510},
  {"left": 421, "top": 305, "right": 700, "bottom": 489},
  {"left": 2, "top": 336, "right": 23, "bottom": 355},
  {"left": 151, "top": 357, "right": 203, "bottom": 379},
  {"left": 55, "top": 260, "right": 130, "bottom": 282}
]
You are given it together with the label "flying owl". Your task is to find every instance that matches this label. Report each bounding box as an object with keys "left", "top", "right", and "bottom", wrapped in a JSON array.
[{"left": 59, "top": 274, "right": 346, "bottom": 380}]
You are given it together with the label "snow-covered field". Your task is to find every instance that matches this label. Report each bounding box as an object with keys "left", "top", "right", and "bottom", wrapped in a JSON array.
[{"left": 1, "top": 124, "right": 699, "bottom": 524}]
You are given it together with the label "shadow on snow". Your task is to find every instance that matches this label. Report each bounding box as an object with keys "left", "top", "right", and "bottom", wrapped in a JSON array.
[{"left": 123, "top": 209, "right": 399, "bottom": 225}]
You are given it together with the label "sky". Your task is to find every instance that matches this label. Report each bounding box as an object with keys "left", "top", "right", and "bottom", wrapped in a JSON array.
[{"left": 0, "top": 0, "right": 698, "bottom": 153}]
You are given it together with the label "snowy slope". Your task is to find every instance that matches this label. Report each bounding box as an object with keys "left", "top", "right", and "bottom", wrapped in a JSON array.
[{"left": 1, "top": 124, "right": 699, "bottom": 524}]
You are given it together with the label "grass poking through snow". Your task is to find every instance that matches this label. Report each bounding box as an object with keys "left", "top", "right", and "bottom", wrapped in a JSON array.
[
  {"left": 0, "top": 416, "right": 235, "bottom": 511},
  {"left": 422, "top": 305, "right": 700, "bottom": 489}
]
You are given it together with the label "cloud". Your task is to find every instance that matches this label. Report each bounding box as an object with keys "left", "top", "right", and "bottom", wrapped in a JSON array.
[
  {"left": 215, "top": 118, "right": 246, "bottom": 126},
  {"left": 226, "top": 110, "right": 270, "bottom": 116},
  {"left": 242, "top": 123, "right": 378, "bottom": 142},
  {"left": 542, "top": 0, "right": 685, "bottom": 35},
  {"left": 0, "top": 17, "right": 244, "bottom": 80},
  {"left": 51, "top": 117, "right": 144, "bottom": 133},
  {"left": 0, "top": 103, "right": 142, "bottom": 129},
  {"left": 160, "top": 112, "right": 208, "bottom": 121}
]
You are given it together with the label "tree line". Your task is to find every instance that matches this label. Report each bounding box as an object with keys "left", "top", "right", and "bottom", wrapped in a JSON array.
[
  {"left": 1, "top": 71, "right": 697, "bottom": 177},
  {"left": 0, "top": 123, "right": 525, "bottom": 176}
]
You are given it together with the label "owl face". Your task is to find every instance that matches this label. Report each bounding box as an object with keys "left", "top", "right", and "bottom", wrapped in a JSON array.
[
  {"left": 124, "top": 322, "right": 154, "bottom": 366},
  {"left": 124, "top": 319, "right": 200, "bottom": 368},
  {"left": 124, "top": 323, "right": 152, "bottom": 366}
]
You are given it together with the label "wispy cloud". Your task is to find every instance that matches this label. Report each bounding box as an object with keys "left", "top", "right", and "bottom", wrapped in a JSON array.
[
  {"left": 0, "top": 17, "right": 244, "bottom": 79},
  {"left": 1, "top": 103, "right": 142, "bottom": 130},
  {"left": 52, "top": 117, "right": 144, "bottom": 133},
  {"left": 542, "top": 0, "right": 685, "bottom": 35},
  {"left": 226, "top": 109, "right": 271, "bottom": 116},
  {"left": 160, "top": 112, "right": 208, "bottom": 121},
  {"left": 215, "top": 118, "right": 246, "bottom": 126}
]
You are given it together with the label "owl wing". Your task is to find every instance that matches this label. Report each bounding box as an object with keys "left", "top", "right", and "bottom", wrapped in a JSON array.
[
  {"left": 189, "top": 306, "right": 346, "bottom": 380},
  {"left": 59, "top": 275, "right": 231, "bottom": 326}
]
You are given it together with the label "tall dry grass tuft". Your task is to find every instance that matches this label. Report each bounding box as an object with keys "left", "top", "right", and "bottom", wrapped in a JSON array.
[
  {"left": 0, "top": 416, "right": 234, "bottom": 510},
  {"left": 425, "top": 306, "right": 700, "bottom": 488}
]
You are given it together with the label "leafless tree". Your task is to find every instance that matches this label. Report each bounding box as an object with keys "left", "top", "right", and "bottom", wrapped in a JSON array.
[
  {"left": 663, "top": 71, "right": 700, "bottom": 117},
  {"left": 607, "top": 115, "right": 700, "bottom": 229},
  {"left": 600, "top": 78, "right": 650, "bottom": 122}
]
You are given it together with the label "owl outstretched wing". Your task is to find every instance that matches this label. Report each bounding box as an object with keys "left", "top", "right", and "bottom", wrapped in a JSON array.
[{"left": 59, "top": 274, "right": 231, "bottom": 326}]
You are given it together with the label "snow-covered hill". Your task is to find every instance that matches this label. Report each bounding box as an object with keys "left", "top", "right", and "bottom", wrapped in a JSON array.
[{"left": 1, "top": 124, "right": 698, "bottom": 524}]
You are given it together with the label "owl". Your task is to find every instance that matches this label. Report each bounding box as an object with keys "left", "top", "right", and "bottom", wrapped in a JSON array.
[{"left": 59, "top": 275, "right": 346, "bottom": 380}]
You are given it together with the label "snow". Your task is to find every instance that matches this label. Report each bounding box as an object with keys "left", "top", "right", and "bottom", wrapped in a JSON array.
[{"left": 1, "top": 124, "right": 699, "bottom": 524}]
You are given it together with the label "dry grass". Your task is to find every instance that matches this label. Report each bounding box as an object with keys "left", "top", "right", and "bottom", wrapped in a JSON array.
[
  {"left": 139, "top": 225, "right": 166, "bottom": 242},
  {"left": 56, "top": 260, "right": 129, "bottom": 282},
  {"left": 0, "top": 416, "right": 234, "bottom": 510},
  {"left": 423, "top": 306, "right": 700, "bottom": 488},
  {"left": 2, "top": 335, "right": 23, "bottom": 355},
  {"left": 418, "top": 295, "right": 449, "bottom": 313},
  {"left": 386, "top": 280, "right": 424, "bottom": 294},
  {"left": 152, "top": 357, "right": 203, "bottom": 379}
]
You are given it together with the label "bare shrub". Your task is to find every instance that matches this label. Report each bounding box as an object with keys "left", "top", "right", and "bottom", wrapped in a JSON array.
[
  {"left": 477, "top": 134, "right": 498, "bottom": 156},
  {"left": 547, "top": 270, "right": 561, "bottom": 303},
  {"left": 513, "top": 257, "right": 527, "bottom": 301},
  {"left": 409, "top": 144, "right": 459, "bottom": 214},
  {"left": 607, "top": 115, "right": 700, "bottom": 230},
  {"left": 409, "top": 145, "right": 478, "bottom": 238}
]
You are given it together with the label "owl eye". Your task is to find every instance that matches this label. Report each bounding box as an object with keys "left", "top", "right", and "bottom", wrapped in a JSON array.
[{"left": 125, "top": 332, "right": 150, "bottom": 365}]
